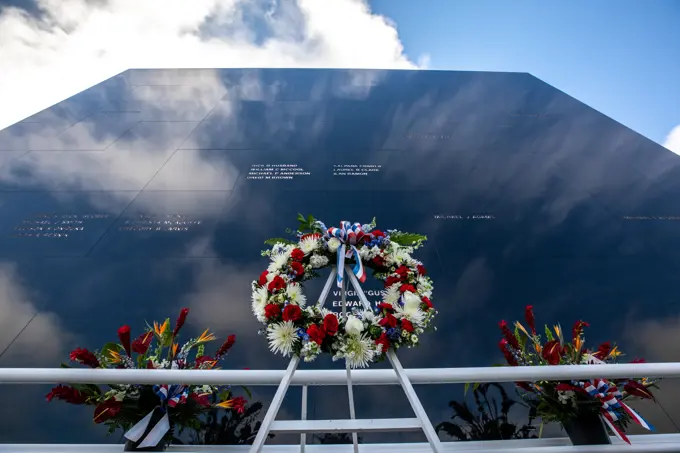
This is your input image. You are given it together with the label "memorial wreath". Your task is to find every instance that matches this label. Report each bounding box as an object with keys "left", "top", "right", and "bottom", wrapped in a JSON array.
[{"left": 251, "top": 214, "right": 437, "bottom": 368}]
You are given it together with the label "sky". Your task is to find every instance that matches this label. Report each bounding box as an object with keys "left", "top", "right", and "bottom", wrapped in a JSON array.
[{"left": 0, "top": 0, "right": 678, "bottom": 153}]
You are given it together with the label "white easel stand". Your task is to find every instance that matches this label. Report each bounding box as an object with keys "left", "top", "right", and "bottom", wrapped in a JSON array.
[{"left": 249, "top": 266, "right": 444, "bottom": 453}]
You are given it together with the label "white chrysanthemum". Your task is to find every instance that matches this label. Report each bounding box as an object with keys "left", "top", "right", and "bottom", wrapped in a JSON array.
[
  {"left": 327, "top": 237, "right": 341, "bottom": 253},
  {"left": 361, "top": 309, "right": 379, "bottom": 325},
  {"left": 345, "top": 315, "right": 365, "bottom": 336},
  {"left": 358, "top": 246, "right": 371, "bottom": 261},
  {"left": 268, "top": 252, "right": 291, "bottom": 273},
  {"left": 383, "top": 284, "right": 401, "bottom": 305},
  {"left": 300, "top": 237, "right": 319, "bottom": 255},
  {"left": 267, "top": 321, "right": 299, "bottom": 357},
  {"left": 396, "top": 291, "right": 425, "bottom": 325},
  {"left": 286, "top": 284, "right": 307, "bottom": 306},
  {"left": 344, "top": 334, "right": 376, "bottom": 369},
  {"left": 309, "top": 254, "right": 329, "bottom": 269},
  {"left": 393, "top": 248, "right": 412, "bottom": 265},
  {"left": 251, "top": 287, "right": 269, "bottom": 322}
]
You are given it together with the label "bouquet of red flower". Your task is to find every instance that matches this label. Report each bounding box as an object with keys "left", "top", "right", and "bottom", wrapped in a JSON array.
[
  {"left": 46, "top": 308, "right": 248, "bottom": 451},
  {"left": 497, "top": 306, "right": 657, "bottom": 444}
]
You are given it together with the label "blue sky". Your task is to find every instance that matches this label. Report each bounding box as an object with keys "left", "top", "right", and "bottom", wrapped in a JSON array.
[
  {"left": 371, "top": 0, "right": 680, "bottom": 146},
  {"left": 0, "top": 0, "right": 678, "bottom": 149}
]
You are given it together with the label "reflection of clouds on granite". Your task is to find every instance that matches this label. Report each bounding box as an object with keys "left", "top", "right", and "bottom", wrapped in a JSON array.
[{"left": 0, "top": 262, "right": 69, "bottom": 364}]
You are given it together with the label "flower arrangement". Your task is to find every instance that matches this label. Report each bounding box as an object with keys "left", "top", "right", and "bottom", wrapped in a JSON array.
[
  {"left": 46, "top": 308, "right": 248, "bottom": 450},
  {"left": 251, "top": 214, "right": 436, "bottom": 368},
  {"left": 496, "top": 305, "right": 656, "bottom": 444}
]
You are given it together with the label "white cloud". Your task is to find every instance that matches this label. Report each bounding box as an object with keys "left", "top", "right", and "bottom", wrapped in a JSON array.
[
  {"left": 0, "top": 0, "right": 421, "bottom": 131},
  {"left": 663, "top": 124, "right": 680, "bottom": 155},
  {"left": 0, "top": 262, "right": 69, "bottom": 364}
]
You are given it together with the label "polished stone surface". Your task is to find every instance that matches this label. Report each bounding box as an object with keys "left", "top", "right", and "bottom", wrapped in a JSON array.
[{"left": 0, "top": 68, "right": 680, "bottom": 444}]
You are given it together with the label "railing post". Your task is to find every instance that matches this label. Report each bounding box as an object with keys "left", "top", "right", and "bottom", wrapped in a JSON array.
[{"left": 300, "top": 385, "right": 308, "bottom": 453}]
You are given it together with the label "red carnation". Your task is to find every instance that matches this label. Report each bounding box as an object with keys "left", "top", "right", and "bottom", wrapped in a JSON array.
[
  {"left": 594, "top": 341, "right": 611, "bottom": 359},
  {"left": 258, "top": 271, "right": 269, "bottom": 286},
  {"left": 264, "top": 303, "right": 281, "bottom": 320},
  {"left": 499, "top": 320, "right": 520, "bottom": 350},
  {"left": 372, "top": 230, "right": 385, "bottom": 238},
  {"left": 631, "top": 357, "right": 646, "bottom": 364},
  {"left": 173, "top": 307, "right": 190, "bottom": 337},
  {"left": 399, "top": 284, "right": 417, "bottom": 294},
  {"left": 216, "top": 334, "right": 236, "bottom": 359},
  {"left": 542, "top": 340, "right": 562, "bottom": 365},
  {"left": 421, "top": 296, "right": 433, "bottom": 311},
  {"left": 132, "top": 331, "right": 154, "bottom": 355},
  {"left": 379, "top": 313, "right": 398, "bottom": 328},
  {"left": 395, "top": 266, "right": 410, "bottom": 279},
  {"left": 46, "top": 385, "right": 87, "bottom": 404},
  {"left": 69, "top": 347, "right": 100, "bottom": 368},
  {"left": 372, "top": 255, "right": 386, "bottom": 268},
  {"left": 323, "top": 314, "right": 339, "bottom": 336},
  {"left": 384, "top": 276, "right": 400, "bottom": 287},
  {"left": 282, "top": 304, "right": 302, "bottom": 322},
  {"left": 290, "top": 261, "right": 304, "bottom": 277},
  {"left": 301, "top": 233, "right": 321, "bottom": 241},
  {"left": 307, "top": 324, "right": 326, "bottom": 345},
  {"left": 291, "top": 248, "right": 305, "bottom": 261},
  {"left": 417, "top": 264, "right": 427, "bottom": 276},
  {"left": 377, "top": 302, "right": 394, "bottom": 312},
  {"left": 524, "top": 305, "right": 536, "bottom": 335},
  {"left": 93, "top": 398, "right": 122, "bottom": 423},
  {"left": 146, "top": 359, "right": 156, "bottom": 369},
  {"left": 190, "top": 392, "right": 211, "bottom": 407},
  {"left": 117, "top": 325, "right": 132, "bottom": 356},
  {"left": 268, "top": 276, "right": 286, "bottom": 292},
  {"left": 375, "top": 332, "right": 390, "bottom": 351},
  {"left": 499, "top": 339, "right": 518, "bottom": 366},
  {"left": 401, "top": 319, "right": 414, "bottom": 333}
]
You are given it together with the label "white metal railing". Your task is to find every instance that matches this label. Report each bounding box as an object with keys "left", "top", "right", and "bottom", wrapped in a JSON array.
[
  {"left": 3, "top": 363, "right": 680, "bottom": 452},
  {"left": 1, "top": 362, "right": 680, "bottom": 386}
]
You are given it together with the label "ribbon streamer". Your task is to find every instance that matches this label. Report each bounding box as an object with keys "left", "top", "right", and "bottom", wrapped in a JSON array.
[
  {"left": 324, "top": 221, "right": 369, "bottom": 288},
  {"left": 580, "top": 379, "right": 654, "bottom": 444},
  {"left": 124, "top": 384, "right": 189, "bottom": 448}
]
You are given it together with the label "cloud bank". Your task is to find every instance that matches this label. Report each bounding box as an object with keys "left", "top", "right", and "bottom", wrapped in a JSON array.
[
  {"left": 663, "top": 124, "right": 680, "bottom": 155},
  {"left": 0, "top": 0, "right": 423, "bottom": 130}
]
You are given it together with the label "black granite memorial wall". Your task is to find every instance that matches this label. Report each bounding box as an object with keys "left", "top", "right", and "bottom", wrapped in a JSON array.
[{"left": 0, "top": 68, "right": 679, "bottom": 444}]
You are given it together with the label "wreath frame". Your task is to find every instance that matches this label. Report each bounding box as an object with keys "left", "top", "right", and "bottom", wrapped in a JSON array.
[{"left": 250, "top": 214, "right": 437, "bottom": 368}]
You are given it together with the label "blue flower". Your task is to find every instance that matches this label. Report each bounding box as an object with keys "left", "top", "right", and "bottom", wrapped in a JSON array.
[{"left": 386, "top": 328, "right": 401, "bottom": 341}]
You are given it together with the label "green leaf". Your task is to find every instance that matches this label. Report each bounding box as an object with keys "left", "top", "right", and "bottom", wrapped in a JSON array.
[
  {"left": 100, "top": 342, "right": 123, "bottom": 363},
  {"left": 544, "top": 325, "right": 554, "bottom": 341},
  {"left": 307, "top": 214, "right": 314, "bottom": 224},
  {"left": 389, "top": 232, "right": 427, "bottom": 247},
  {"left": 464, "top": 383, "right": 471, "bottom": 396},
  {"left": 60, "top": 363, "right": 71, "bottom": 368},
  {"left": 297, "top": 213, "right": 306, "bottom": 223},
  {"left": 264, "top": 237, "right": 297, "bottom": 246},
  {"left": 240, "top": 385, "right": 252, "bottom": 399}
]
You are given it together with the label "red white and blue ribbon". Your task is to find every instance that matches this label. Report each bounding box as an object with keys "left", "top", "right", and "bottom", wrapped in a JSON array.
[
  {"left": 580, "top": 379, "right": 654, "bottom": 444},
  {"left": 124, "top": 384, "right": 189, "bottom": 448},
  {"left": 325, "top": 221, "right": 368, "bottom": 288}
]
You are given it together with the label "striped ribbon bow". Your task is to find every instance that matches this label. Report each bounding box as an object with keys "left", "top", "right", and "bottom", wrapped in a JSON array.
[
  {"left": 580, "top": 379, "right": 654, "bottom": 444},
  {"left": 322, "top": 221, "right": 369, "bottom": 288},
  {"left": 124, "top": 384, "right": 189, "bottom": 448}
]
